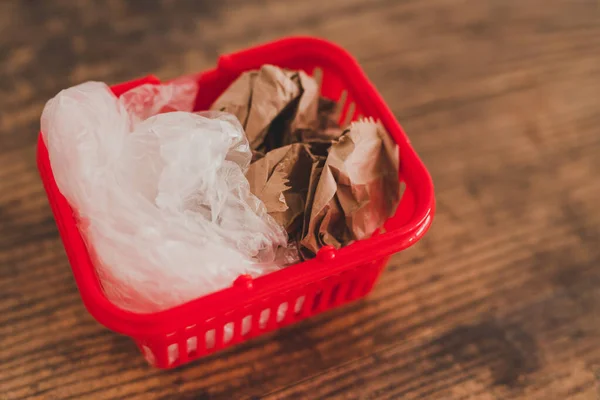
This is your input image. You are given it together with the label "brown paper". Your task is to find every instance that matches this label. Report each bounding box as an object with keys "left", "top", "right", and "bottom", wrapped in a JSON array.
[
  {"left": 261, "top": 69, "right": 327, "bottom": 151},
  {"left": 251, "top": 149, "right": 266, "bottom": 163},
  {"left": 246, "top": 143, "right": 317, "bottom": 233},
  {"left": 211, "top": 65, "right": 301, "bottom": 150},
  {"left": 287, "top": 97, "right": 345, "bottom": 145},
  {"left": 289, "top": 71, "right": 320, "bottom": 133},
  {"left": 300, "top": 119, "right": 400, "bottom": 256},
  {"left": 211, "top": 65, "right": 343, "bottom": 152},
  {"left": 209, "top": 70, "right": 257, "bottom": 130},
  {"left": 213, "top": 65, "right": 401, "bottom": 260}
]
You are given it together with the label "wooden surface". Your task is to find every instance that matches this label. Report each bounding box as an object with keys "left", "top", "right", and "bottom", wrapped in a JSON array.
[{"left": 1, "top": 0, "right": 600, "bottom": 399}]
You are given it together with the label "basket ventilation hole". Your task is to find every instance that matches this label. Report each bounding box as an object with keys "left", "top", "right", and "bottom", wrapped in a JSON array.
[
  {"left": 223, "top": 322, "right": 234, "bottom": 344},
  {"left": 337, "top": 90, "right": 348, "bottom": 120},
  {"left": 167, "top": 343, "right": 179, "bottom": 365},
  {"left": 187, "top": 336, "right": 198, "bottom": 355},
  {"left": 259, "top": 309, "right": 270, "bottom": 329},
  {"left": 294, "top": 296, "right": 306, "bottom": 314},
  {"left": 142, "top": 345, "right": 156, "bottom": 366},
  {"left": 330, "top": 284, "right": 341, "bottom": 306},
  {"left": 277, "top": 302, "right": 288, "bottom": 323},
  {"left": 312, "top": 291, "right": 323, "bottom": 312},
  {"left": 342, "top": 102, "right": 356, "bottom": 127},
  {"left": 205, "top": 329, "right": 216, "bottom": 349},
  {"left": 242, "top": 315, "right": 252, "bottom": 336},
  {"left": 313, "top": 67, "right": 323, "bottom": 90}
]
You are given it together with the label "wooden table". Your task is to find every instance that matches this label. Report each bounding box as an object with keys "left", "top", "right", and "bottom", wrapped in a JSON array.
[{"left": 1, "top": 1, "right": 599, "bottom": 399}]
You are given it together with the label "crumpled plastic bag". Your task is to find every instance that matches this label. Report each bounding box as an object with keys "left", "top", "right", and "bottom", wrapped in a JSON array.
[{"left": 41, "top": 81, "right": 294, "bottom": 313}]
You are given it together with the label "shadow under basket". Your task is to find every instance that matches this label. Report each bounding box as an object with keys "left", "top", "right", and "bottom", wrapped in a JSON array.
[{"left": 36, "top": 36, "right": 435, "bottom": 369}]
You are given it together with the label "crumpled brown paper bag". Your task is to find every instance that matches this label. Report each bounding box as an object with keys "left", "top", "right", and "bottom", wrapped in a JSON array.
[
  {"left": 211, "top": 65, "right": 401, "bottom": 261},
  {"left": 210, "top": 65, "right": 300, "bottom": 150},
  {"left": 211, "top": 65, "right": 344, "bottom": 151},
  {"left": 246, "top": 143, "right": 318, "bottom": 234},
  {"left": 299, "top": 118, "right": 400, "bottom": 256},
  {"left": 285, "top": 96, "right": 345, "bottom": 146}
]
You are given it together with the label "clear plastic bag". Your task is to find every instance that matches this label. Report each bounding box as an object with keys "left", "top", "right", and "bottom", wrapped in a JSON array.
[{"left": 41, "top": 81, "right": 293, "bottom": 313}]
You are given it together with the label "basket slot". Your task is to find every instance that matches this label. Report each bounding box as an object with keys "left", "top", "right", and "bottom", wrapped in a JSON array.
[
  {"left": 312, "top": 67, "right": 323, "bottom": 89},
  {"left": 241, "top": 314, "right": 252, "bottom": 336},
  {"left": 205, "top": 328, "right": 216, "bottom": 350},
  {"left": 328, "top": 282, "right": 341, "bottom": 306},
  {"left": 318, "top": 284, "right": 335, "bottom": 313},
  {"left": 330, "top": 281, "right": 349, "bottom": 307},
  {"left": 259, "top": 308, "right": 271, "bottom": 330},
  {"left": 294, "top": 296, "right": 306, "bottom": 315},
  {"left": 186, "top": 336, "right": 198, "bottom": 358},
  {"left": 141, "top": 345, "right": 156, "bottom": 366},
  {"left": 311, "top": 290, "right": 323, "bottom": 313},
  {"left": 341, "top": 102, "right": 356, "bottom": 127},
  {"left": 276, "top": 301, "right": 289, "bottom": 323},
  {"left": 223, "top": 322, "right": 234, "bottom": 344},
  {"left": 167, "top": 343, "right": 178, "bottom": 366},
  {"left": 335, "top": 90, "right": 348, "bottom": 121},
  {"left": 184, "top": 324, "right": 199, "bottom": 359},
  {"left": 144, "top": 340, "right": 173, "bottom": 368}
]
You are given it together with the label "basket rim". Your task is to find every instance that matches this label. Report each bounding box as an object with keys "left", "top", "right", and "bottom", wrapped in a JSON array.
[{"left": 36, "top": 36, "right": 435, "bottom": 337}]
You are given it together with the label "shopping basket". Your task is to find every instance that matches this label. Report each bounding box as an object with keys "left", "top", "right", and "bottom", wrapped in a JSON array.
[{"left": 36, "top": 36, "right": 435, "bottom": 368}]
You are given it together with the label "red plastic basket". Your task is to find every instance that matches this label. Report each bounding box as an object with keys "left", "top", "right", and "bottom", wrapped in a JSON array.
[{"left": 36, "top": 37, "right": 435, "bottom": 369}]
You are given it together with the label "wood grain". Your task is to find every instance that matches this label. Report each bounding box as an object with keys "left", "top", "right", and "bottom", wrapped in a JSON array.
[{"left": 1, "top": 0, "right": 600, "bottom": 399}]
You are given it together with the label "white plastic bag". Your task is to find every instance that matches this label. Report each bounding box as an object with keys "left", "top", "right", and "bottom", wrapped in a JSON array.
[{"left": 41, "top": 81, "right": 293, "bottom": 313}]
